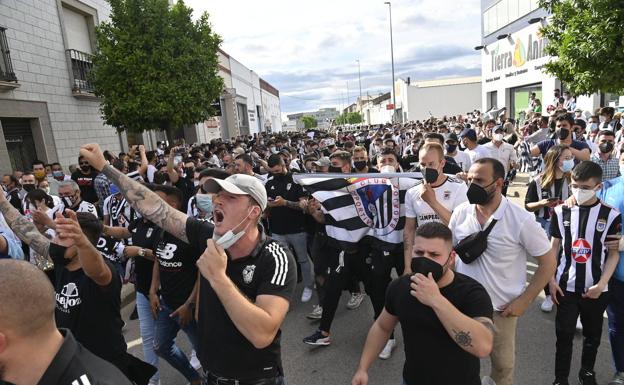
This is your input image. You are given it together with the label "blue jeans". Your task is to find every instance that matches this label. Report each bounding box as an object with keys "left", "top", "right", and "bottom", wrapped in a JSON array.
[
  {"left": 154, "top": 298, "right": 201, "bottom": 381},
  {"left": 608, "top": 278, "right": 624, "bottom": 372},
  {"left": 136, "top": 292, "right": 159, "bottom": 383},
  {"left": 272, "top": 232, "right": 314, "bottom": 289}
]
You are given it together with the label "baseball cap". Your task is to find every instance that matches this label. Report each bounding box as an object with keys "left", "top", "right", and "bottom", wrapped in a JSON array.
[
  {"left": 492, "top": 125, "right": 504, "bottom": 134},
  {"left": 313, "top": 157, "right": 331, "bottom": 167},
  {"left": 459, "top": 128, "right": 477, "bottom": 140},
  {"left": 445, "top": 133, "right": 459, "bottom": 143},
  {"left": 203, "top": 174, "right": 267, "bottom": 211}
]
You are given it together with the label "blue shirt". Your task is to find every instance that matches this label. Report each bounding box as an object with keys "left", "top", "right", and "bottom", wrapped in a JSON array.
[{"left": 598, "top": 176, "right": 624, "bottom": 281}]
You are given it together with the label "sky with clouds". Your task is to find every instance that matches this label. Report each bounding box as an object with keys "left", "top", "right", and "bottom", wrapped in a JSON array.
[{"left": 185, "top": 0, "right": 482, "bottom": 115}]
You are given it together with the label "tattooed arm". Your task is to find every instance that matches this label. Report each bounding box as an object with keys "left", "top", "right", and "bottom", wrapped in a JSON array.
[
  {"left": 80, "top": 143, "right": 190, "bottom": 243},
  {"left": 410, "top": 272, "right": 493, "bottom": 358},
  {"left": 0, "top": 191, "right": 50, "bottom": 257}
]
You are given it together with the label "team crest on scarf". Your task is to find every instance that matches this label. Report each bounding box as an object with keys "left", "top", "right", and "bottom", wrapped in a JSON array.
[{"left": 347, "top": 177, "right": 400, "bottom": 235}]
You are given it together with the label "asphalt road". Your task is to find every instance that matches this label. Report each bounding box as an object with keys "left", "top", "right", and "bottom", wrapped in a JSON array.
[
  {"left": 120, "top": 176, "right": 618, "bottom": 385},
  {"left": 121, "top": 271, "right": 616, "bottom": 385}
]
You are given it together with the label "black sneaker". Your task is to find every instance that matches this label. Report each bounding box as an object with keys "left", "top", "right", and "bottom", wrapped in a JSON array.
[
  {"left": 303, "top": 330, "right": 331, "bottom": 346},
  {"left": 129, "top": 305, "right": 138, "bottom": 320},
  {"left": 579, "top": 369, "right": 597, "bottom": 385}
]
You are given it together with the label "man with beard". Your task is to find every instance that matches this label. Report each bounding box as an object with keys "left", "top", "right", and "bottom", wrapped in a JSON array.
[
  {"left": 71, "top": 155, "right": 99, "bottom": 205},
  {"left": 265, "top": 154, "right": 314, "bottom": 302}
]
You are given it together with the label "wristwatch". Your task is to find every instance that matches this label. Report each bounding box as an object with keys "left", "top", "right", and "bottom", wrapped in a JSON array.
[{"left": 138, "top": 248, "right": 146, "bottom": 257}]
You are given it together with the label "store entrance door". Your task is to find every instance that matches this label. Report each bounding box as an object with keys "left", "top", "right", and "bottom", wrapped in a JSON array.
[
  {"left": 1, "top": 118, "right": 38, "bottom": 172},
  {"left": 511, "top": 83, "right": 542, "bottom": 121}
]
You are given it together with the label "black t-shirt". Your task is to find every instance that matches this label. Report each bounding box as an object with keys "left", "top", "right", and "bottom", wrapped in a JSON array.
[
  {"left": 71, "top": 169, "right": 99, "bottom": 204},
  {"left": 442, "top": 157, "right": 463, "bottom": 175},
  {"left": 128, "top": 219, "right": 159, "bottom": 296},
  {"left": 265, "top": 173, "right": 307, "bottom": 235},
  {"left": 50, "top": 246, "right": 127, "bottom": 365},
  {"left": 186, "top": 218, "right": 296, "bottom": 381},
  {"left": 154, "top": 230, "right": 200, "bottom": 309},
  {"left": 385, "top": 273, "right": 493, "bottom": 385},
  {"left": 95, "top": 235, "right": 123, "bottom": 264},
  {"left": 35, "top": 329, "right": 133, "bottom": 385},
  {"left": 174, "top": 176, "right": 196, "bottom": 211}
]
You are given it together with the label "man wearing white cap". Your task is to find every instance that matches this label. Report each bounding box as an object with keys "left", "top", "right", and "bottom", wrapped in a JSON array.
[{"left": 77, "top": 143, "right": 296, "bottom": 385}]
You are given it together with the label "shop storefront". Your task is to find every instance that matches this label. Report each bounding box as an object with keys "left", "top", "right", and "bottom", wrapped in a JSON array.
[{"left": 481, "top": 22, "right": 557, "bottom": 120}]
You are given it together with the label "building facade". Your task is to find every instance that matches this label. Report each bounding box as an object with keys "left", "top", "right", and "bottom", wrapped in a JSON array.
[
  {"left": 286, "top": 107, "right": 339, "bottom": 130},
  {"left": 393, "top": 76, "right": 482, "bottom": 122},
  {"left": 0, "top": 0, "right": 281, "bottom": 174},
  {"left": 478, "top": 0, "right": 616, "bottom": 120}
]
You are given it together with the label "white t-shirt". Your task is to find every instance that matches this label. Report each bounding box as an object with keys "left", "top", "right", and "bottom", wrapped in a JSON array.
[
  {"left": 405, "top": 176, "right": 468, "bottom": 225},
  {"left": 448, "top": 151, "right": 471, "bottom": 172},
  {"left": 48, "top": 200, "right": 98, "bottom": 218},
  {"left": 464, "top": 145, "right": 491, "bottom": 164},
  {"left": 483, "top": 141, "right": 518, "bottom": 174},
  {"left": 449, "top": 198, "right": 551, "bottom": 311},
  {"left": 147, "top": 164, "right": 158, "bottom": 183}
]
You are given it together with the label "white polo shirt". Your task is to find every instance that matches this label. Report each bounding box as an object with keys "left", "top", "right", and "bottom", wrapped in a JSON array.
[
  {"left": 449, "top": 197, "right": 551, "bottom": 311},
  {"left": 405, "top": 176, "right": 468, "bottom": 225},
  {"left": 464, "top": 145, "right": 491, "bottom": 164},
  {"left": 483, "top": 141, "right": 518, "bottom": 174}
]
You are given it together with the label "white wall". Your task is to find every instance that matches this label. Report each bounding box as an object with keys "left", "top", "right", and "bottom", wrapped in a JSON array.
[
  {"left": 0, "top": 0, "right": 121, "bottom": 168},
  {"left": 261, "top": 90, "right": 281, "bottom": 132}
]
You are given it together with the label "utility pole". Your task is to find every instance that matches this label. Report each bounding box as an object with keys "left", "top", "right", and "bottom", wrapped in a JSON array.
[
  {"left": 384, "top": 1, "right": 397, "bottom": 123},
  {"left": 356, "top": 59, "right": 362, "bottom": 103}
]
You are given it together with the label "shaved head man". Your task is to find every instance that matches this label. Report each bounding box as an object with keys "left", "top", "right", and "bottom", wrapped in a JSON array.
[{"left": 0, "top": 260, "right": 132, "bottom": 385}]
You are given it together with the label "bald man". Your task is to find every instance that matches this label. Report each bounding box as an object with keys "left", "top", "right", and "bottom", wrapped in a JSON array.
[{"left": 0, "top": 260, "right": 132, "bottom": 385}]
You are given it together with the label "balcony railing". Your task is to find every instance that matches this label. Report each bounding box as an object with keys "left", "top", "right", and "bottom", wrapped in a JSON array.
[
  {"left": 66, "top": 48, "right": 94, "bottom": 95},
  {"left": 0, "top": 26, "right": 17, "bottom": 82}
]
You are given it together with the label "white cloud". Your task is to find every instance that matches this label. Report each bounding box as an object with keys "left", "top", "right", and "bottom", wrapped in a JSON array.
[{"left": 185, "top": 0, "right": 482, "bottom": 114}]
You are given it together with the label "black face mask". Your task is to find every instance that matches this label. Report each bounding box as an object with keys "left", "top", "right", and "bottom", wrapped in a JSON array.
[
  {"left": 22, "top": 184, "right": 35, "bottom": 193},
  {"left": 446, "top": 144, "right": 457, "bottom": 153},
  {"left": 80, "top": 165, "right": 91, "bottom": 172},
  {"left": 328, "top": 165, "right": 343, "bottom": 173},
  {"left": 50, "top": 244, "right": 72, "bottom": 267},
  {"left": 410, "top": 255, "right": 449, "bottom": 282},
  {"left": 353, "top": 161, "right": 367, "bottom": 170},
  {"left": 557, "top": 128, "right": 570, "bottom": 141},
  {"left": 467, "top": 181, "right": 496, "bottom": 205},
  {"left": 184, "top": 167, "right": 194, "bottom": 176},
  {"left": 599, "top": 142, "right": 614, "bottom": 154},
  {"left": 424, "top": 168, "right": 439, "bottom": 184}
]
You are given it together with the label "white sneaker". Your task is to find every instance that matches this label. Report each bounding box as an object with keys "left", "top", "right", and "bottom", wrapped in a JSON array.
[
  {"left": 306, "top": 305, "right": 323, "bottom": 319},
  {"left": 189, "top": 349, "right": 201, "bottom": 370},
  {"left": 347, "top": 292, "right": 365, "bottom": 310},
  {"left": 540, "top": 296, "right": 554, "bottom": 312},
  {"left": 378, "top": 339, "right": 396, "bottom": 360},
  {"left": 576, "top": 316, "right": 583, "bottom": 332},
  {"left": 301, "top": 287, "right": 313, "bottom": 303}
]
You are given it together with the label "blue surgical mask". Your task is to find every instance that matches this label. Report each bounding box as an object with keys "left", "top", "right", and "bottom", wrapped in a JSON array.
[
  {"left": 109, "top": 184, "right": 120, "bottom": 195},
  {"left": 560, "top": 159, "right": 574, "bottom": 173},
  {"left": 195, "top": 194, "right": 213, "bottom": 214}
]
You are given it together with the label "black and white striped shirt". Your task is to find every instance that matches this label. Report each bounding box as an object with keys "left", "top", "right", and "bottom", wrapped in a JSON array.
[{"left": 550, "top": 201, "right": 621, "bottom": 293}]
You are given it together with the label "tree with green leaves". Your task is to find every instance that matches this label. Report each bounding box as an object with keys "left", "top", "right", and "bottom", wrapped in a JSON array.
[
  {"left": 335, "top": 112, "right": 363, "bottom": 125},
  {"left": 540, "top": 0, "right": 624, "bottom": 96},
  {"left": 91, "top": 0, "right": 224, "bottom": 138},
  {"left": 300, "top": 116, "right": 317, "bottom": 129}
]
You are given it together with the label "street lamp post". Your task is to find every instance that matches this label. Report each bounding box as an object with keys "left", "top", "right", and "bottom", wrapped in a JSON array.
[
  {"left": 384, "top": 1, "right": 396, "bottom": 123},
  {"left": 356, "top": 59, "right": 362, "bottom": 102}
]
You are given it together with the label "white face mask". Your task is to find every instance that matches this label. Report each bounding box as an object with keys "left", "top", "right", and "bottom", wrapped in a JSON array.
[
  {"left": 571, "top": 187, "right": 596, "bottom": 205},
  {"left": 493, "top": 133, "right": 504, "bottom": 142},
  {"left": 213, "top": 209, "right": 254, "bottom": 249},
  {"left": 380, "top": 165, "right": 396, "bottom": 173}
]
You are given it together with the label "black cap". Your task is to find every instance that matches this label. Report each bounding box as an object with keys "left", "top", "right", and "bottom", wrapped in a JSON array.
[{"left": 445, "top": 133, "right": 459, "bottom": 143}]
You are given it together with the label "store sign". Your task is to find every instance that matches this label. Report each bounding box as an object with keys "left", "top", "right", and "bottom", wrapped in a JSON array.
[{"left": 483, "top": 24, "right": 551, "bottom": 84}]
